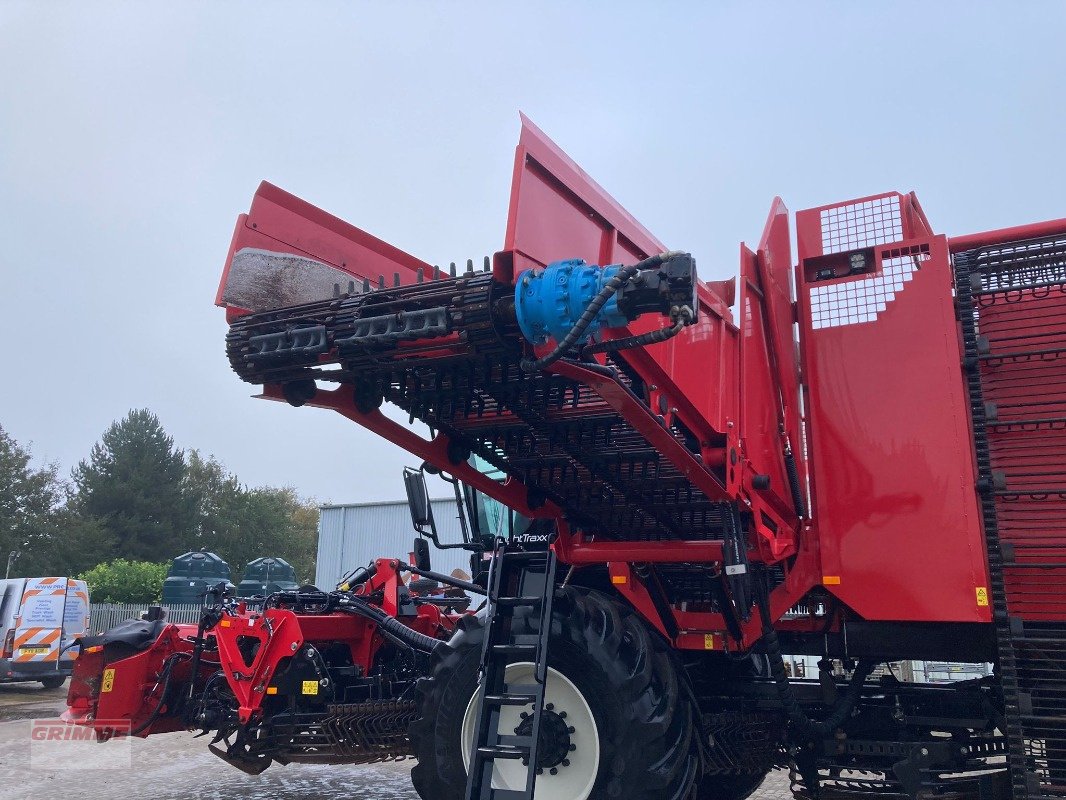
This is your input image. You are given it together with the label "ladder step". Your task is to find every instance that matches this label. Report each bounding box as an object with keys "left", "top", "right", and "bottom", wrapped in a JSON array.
[
  {"left": 491, "top": 644, "right": 538, "bottom": 656},
  {"left": 484, "top": 693, "right": 537, "bottom": 706},
  {"left": 495, "top": 596, "right": 542, "bottom": 608},
  {"left": 504, "top": 683, "right": 542, "bottom": 696},
  {"left": 502, "top": 550, "right": 550, "bottom": 564},
  {"left": 476, "top": 744, "right": 528, "bottom": 761},
  {"left": 465, "top": 547, "right": 558, "bottom": 800},
  {"left": 498, "top": 734, "right": 535, "bottom": 749}
]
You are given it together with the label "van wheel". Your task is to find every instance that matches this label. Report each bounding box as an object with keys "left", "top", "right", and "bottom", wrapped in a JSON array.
[{"left": 40, "top": 675, "right": 65, "bottom": 690}]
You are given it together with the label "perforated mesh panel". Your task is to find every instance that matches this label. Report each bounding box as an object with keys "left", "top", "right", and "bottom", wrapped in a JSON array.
[
  {"left": 819, "top": 196, "right": 904, "bottom": 255},
  {"left": 809, "top": 246, "right": 929, "bottom": 330}
]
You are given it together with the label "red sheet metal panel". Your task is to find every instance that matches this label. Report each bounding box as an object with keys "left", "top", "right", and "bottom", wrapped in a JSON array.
[
  {"left": 756, "top": 199, "right": 803, "bottom": 462},
  {"left": 501, "top": 115, "right": 740, "bottom": 440},
  {"left": 502, "top": 114, "right": 666, "bottom": 278},
  {"left": 217, "top": 181, "right": 429, "bottom": 319},
  {"left": 796, "top": 193, "right": 990, "bottom": 623},
  {"left": 746, "top": 199, "right": 807, "bottom": 517},
  {"left": 739, "top": 242, "right": 792, "bottom": 513}
]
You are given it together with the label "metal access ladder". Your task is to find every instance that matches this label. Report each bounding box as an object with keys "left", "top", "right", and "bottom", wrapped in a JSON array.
[{"left": 465, "top": 546, "right": 558, "bottom": 800}]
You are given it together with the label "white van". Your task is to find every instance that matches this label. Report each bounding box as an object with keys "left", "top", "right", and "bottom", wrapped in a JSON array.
[{"left": 0, "top": 577, "right": 90, "bottom": 688}]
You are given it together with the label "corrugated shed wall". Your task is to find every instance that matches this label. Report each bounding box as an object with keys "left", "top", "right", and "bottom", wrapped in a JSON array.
[{"left": 315, "top": 499, "right": 476, "bottom": 590}]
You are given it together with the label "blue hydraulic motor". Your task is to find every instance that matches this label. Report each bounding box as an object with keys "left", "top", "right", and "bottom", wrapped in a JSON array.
[{"left": 511, "top": 251, "right": 698, "bottom": 371}]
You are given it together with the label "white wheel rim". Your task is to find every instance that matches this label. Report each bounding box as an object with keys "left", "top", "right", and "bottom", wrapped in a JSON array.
[{"left": 461, "top": 662, "right": 600, "bottom": 800}]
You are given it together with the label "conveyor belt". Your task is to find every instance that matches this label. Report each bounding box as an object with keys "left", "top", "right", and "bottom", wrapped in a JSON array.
[
  {"left": 225, "top": 272, "right": 731, "bottom": 541},
  {"left": 955, "top": 233, "right": 1066, "bottom": 800}
]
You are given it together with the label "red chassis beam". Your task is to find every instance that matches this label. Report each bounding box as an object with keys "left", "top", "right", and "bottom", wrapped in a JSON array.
[
  {"left": 949, "top": 216, "right": 1066, "bottom": 253},
  {"left": 260, "top": 383, "right": 560, "bottom": 521},
  {"left": 598, "top": 537, "right": 824, "bottom": 652}
]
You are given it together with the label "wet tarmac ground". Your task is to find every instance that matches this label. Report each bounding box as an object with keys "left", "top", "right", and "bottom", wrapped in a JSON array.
[{"left": 0, "top": 681, "right": 792, "bottom": 800}]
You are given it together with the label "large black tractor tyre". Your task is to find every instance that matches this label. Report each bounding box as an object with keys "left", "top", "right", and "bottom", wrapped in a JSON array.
[{"left": 410, "top": 585, "right": 700, "bottom": 800}]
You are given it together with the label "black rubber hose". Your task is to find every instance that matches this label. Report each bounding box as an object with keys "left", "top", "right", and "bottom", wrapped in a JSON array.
[
  {"left": 784, "top": 447, "right": 808, "bottom": 519},
  {"left": 397, "top": 563, "right": 486, "bottom": 596},
  {"left": 581, "top": 305, "right": 692, "bottom": 357},
  {"left": 337, "top": 594, "right": 442, "bottom": 653},
  {"left": 520, "top": 251, "right": 683, "bottom": 373},
  {"left": 757, "top": 582, "right": 874, "bottom": 735},
  {"left": 337, "top": 562, "right": 377, "bottom": 591},
  {"left": 131, "top": 652, "right": 187, "bottom": 735}
]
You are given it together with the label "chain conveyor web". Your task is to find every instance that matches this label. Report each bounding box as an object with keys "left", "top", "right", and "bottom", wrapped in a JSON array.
[
  {"left": 956, "top": 233, "right": 1066, "bottom": 800},
  {"left": 225, "top": 272, "right": 730, "bottom": 542}
]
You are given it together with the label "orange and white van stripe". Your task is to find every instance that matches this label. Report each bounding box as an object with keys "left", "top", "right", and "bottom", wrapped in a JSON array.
[
  {"left": 19, "top": 585, "right": 67, "bottom": 600},
  {"left": 12, "top": 578, "right": 78, "bottom": 662},
  {"left": 13, "top": 628, "right": 61, "bottom": 662}
]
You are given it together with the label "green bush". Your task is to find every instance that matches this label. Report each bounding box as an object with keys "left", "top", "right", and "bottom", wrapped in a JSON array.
[{"left": 79, "top": 559, "right": 168, "bottom": 604}]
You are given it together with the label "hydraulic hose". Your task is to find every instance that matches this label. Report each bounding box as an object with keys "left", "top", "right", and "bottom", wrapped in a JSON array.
[
  {"left": 581, "top": 304, "right": 693, "bottom": 357},
  {"left": 757, "top": 582, "right": 874, "bottom": 735},
  {"left": 131, "top": 652, "right": 188, "bottom": 735},
  {"left": 520, "top": 251, "right": 684, "bottom": 373},
  {"left": 336, "top": 593, "right": 442, "bottom": 653},
  {"left": 337, "top": 562, "right": 377, "bottom": 592}
]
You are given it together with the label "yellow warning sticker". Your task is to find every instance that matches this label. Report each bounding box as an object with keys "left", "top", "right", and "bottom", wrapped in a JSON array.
[
  {"left": 976, "top": 587, "right": 989, "bottom": 607},
  {"left": 101, "top": 668, "right": 115, "bottom": 693},
  {"left": 704, "top": 634, "right": 715, "bottom": 650},
  {"left": 301, "top": 680, "right": 319, "bottom": 696}
]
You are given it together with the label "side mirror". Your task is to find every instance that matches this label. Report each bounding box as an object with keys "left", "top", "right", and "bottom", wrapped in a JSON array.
[
  {"left": 404, "top": 467, "right": 432, "bottom": 528},
  {"left": 413, "top": 538, "right": 432, "bottom": 572}
]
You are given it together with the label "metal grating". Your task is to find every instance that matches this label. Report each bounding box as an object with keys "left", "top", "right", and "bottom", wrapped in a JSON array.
[
  {"left": 809, "top": 245, "right": 929, "bottom": 330},
  {"left": 819, "top": 195, "right": 904, "bottom": 255},
  {"left": 956, "top": 233, "right": 1066, "bottom": 800},
  {"left": 225, "top": 272, "right": 731, "bottom": 543}
]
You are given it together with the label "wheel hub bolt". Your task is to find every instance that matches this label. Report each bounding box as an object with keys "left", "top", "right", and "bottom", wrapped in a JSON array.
[
  {"left": 562, "top": 759, "right": 570, "bottom": 767},
  {"left": 550, "top": 767, "right": 558, "bottom": 775}
]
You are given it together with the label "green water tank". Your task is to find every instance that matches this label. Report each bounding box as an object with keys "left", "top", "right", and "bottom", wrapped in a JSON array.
[
  {"left": 161, "top": 550, "right": 235, "bottom": 605},
  {"left": 237, "top": 557, "right": 300, "bottom": 598}
]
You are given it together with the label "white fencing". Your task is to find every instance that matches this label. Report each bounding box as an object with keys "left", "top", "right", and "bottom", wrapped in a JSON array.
[
  {"left": 88, "top": 603, "right": 202, "bottom": 633},
  {"left": 89, "top": 599, "right": 268, "bottom": 633}
]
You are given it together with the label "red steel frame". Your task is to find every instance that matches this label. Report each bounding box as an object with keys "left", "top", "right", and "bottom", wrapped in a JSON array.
[
  {"left": 64, "top": 560, "right": 449, "bottom": 736},
  {"left": 216, "top": 116, "right": 1065, "bottom": 652}
]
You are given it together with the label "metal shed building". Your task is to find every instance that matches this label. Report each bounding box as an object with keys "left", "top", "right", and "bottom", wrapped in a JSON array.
[{"left": 314, "top": 498, "right": 475, "bottom": 590}]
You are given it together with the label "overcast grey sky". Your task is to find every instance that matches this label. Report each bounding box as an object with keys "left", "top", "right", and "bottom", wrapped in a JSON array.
[{"left": 2, "top": 2, "right": 1064, "bottom": 505}]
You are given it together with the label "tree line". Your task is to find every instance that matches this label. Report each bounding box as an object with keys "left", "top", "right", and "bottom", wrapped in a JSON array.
[{"left": 0, "top": 410, "right": 318, "bottom": 598}]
